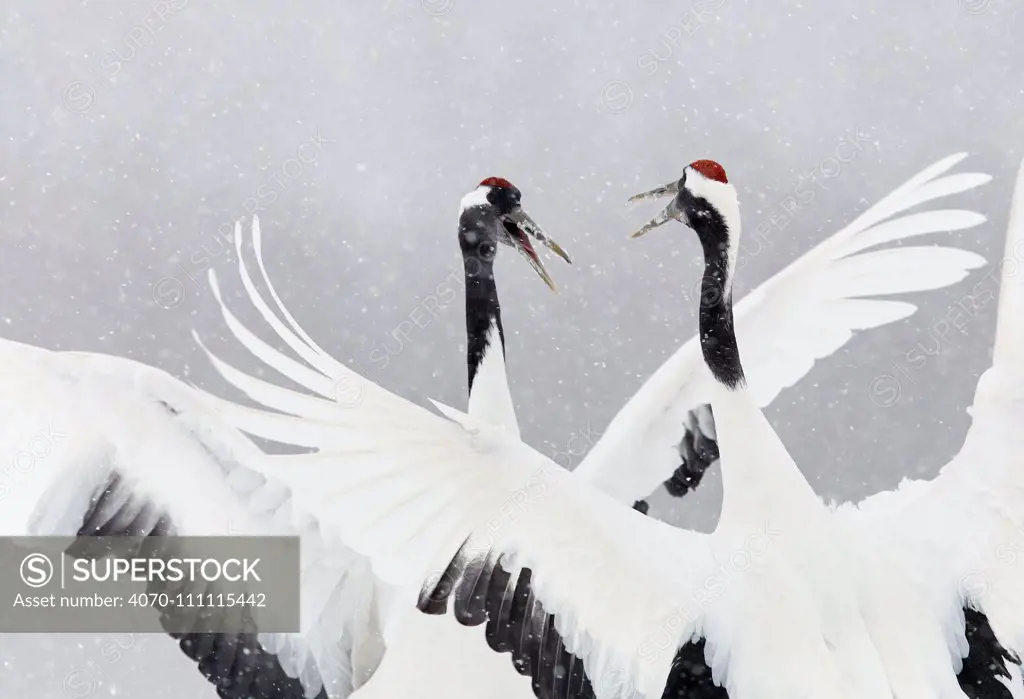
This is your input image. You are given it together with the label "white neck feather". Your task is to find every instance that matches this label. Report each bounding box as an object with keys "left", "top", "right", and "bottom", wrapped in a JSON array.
[
  {"left": 710, "top": 382, "right": 822, "bottom": 535},
  {"left": 683, "top": 179, "right": 822, "bottom": 533},
  {"left": 459, "top": 186, "right": 490, "bottom": 213},
  {"left": 467, "top": 318, "right": 521, "bottom": 440}
]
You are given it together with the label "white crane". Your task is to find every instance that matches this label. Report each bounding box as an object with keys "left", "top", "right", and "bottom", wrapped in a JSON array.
[
  {"left": 0, "top": 176, "right": 572, "bottom": 699},
  {"left": 0, "top": 154, "right": 993, "bottom": 699},
  {"left": 322, "top": 164, "right": 981, "bottom": 699},
  {"left": 354, "top": 177, "right": 572, "bottom": 699},
  {"left": 454, "top": 175, "right": 571, "bottom": 439},
  {"left": 575, "top": 152, "right": 996, "bottom": 510},
  {"left": 189, "top": 153, "right": 1017, "bottom": 699}
]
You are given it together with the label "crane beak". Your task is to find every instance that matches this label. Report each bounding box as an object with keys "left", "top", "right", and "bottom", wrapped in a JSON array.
[
  {"left": 503, "top": 207, "right": 572, "bottom": 292},
  {"left": 627, "top": 179, "right": 681, "bottom": 205},
  {"left": 627, "top": 179, "right": 686, "bottom": 238}
]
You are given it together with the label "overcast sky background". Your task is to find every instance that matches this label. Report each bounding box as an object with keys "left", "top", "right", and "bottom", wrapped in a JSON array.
[{"left": 2, "top": 0, "right": 1022, "bottom": 696}]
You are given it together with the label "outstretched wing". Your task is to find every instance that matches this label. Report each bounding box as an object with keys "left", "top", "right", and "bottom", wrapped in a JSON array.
[
  {"left": 576, "top": 152, "right": 990, "bottom": 507},
  {"left": 193, "top": 353, "right": 731, "bottom": 699},
  {"left": 0, "top": 341, "right": 384, "bottom": 699},
  {"left": 191, "top": 219, "right": 739, "bottom": 699},
  {"left": 836, "top": 155, "right": 1024, "bottom": 684}
]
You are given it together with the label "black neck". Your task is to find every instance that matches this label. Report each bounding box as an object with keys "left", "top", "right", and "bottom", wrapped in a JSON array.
[
  {"left": 695, "top": 223, "right": 745, "bottom": 389},
  {"left": 464, "top": 258, "right": 505, "bottom": 393}
]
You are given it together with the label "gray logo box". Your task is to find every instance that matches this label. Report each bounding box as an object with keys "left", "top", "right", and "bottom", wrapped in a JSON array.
[{"left": 0, "top": 536, "right": 299, "bottom": 633}]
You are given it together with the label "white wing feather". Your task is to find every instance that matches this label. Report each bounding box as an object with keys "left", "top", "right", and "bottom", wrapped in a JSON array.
[
  {"left": 195, "top": 375, "right": 731, "bottom": 699},
  {"left": 575, "top": 153, "right": 990, "bottom": 504},
  {"left": 837, "top": 154, "right": 1024, "bottom": 660},
  {"left": 199, "top": 220, "right": 557, "bottom": 699},
  {"left": 190, "top": 220, "right": 738, "bottom": 698},
  {"left": 0, "top": 341, "right": 382, "bottom": 699},
  {"left": 194, "top": 218, "right": 910, "bottom": 699}
]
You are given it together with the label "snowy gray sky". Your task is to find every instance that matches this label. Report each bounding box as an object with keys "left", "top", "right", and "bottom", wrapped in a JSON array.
[{"left": 1, "top": 0, "right": 1022, "bottom": 696}]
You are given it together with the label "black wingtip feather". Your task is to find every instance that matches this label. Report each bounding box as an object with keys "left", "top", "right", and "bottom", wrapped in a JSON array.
[
  {"left": 418, "top": 531, "right": 728, "bottom": 699},
  {"left": 959, "top": 608, "right": 1021, "bottom": 699}
]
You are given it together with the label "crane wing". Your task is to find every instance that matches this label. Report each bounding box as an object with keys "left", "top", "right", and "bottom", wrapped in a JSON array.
[
  {"left": 836, "top": 156, "right": 1024, "bottom": 681},
  {"left": 190, "top": 219, "right": 745, "bottom": 699},
  {"left": 575, "top": 153, "right": 990, "bottom": 506},
  {"left": 0, "top": 342, "right": 384, "bottom": 699}
]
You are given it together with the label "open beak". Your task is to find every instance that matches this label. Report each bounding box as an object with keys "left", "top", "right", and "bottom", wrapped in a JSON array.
[
  {"left": 503, "top": 207, "right": 572, "bottom": 291},
  {"left": 627, "top": 179, "right": 685, "bottom": 238}
]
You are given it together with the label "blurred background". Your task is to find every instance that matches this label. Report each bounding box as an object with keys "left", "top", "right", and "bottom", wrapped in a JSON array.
[{"left": 1, "top": 0, "right": 1021, "bottom": 696}]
